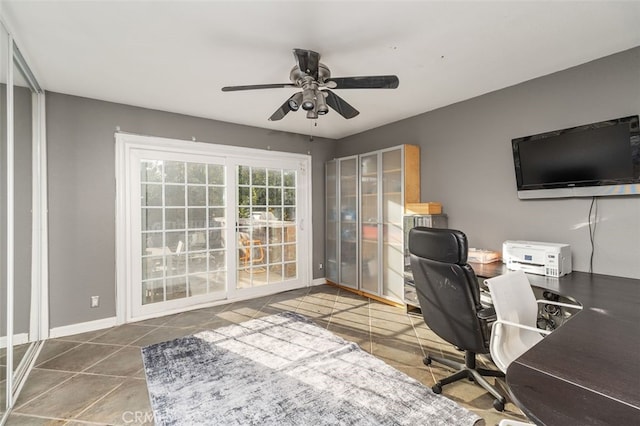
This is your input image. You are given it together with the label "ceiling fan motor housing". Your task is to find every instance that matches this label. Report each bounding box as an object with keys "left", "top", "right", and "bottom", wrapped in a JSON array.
[{"left": 290, "top": 63, "right": 331, "bottom": 85}]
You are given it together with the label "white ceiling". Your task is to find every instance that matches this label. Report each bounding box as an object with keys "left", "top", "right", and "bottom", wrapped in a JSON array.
[{"left": 3, "top": 1, "right": 640, "bottom": 139}]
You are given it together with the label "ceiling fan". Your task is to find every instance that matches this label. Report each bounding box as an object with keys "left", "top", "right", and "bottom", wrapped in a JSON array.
[{"left": 221, "top": 48, "right": 399, "bottom": 121}]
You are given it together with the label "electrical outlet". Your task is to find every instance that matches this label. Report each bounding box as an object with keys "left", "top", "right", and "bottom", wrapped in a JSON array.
[
  {"left": 319, "top": 263, "right": 323, "bottom": 270},
  {"left": 90, "top": 296, "right": 100, "bottom": 308}
]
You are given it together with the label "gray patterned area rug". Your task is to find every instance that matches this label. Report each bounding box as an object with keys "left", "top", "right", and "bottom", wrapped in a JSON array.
[{"left": 142, "top": 312, "right": 481, "bottom": 425}]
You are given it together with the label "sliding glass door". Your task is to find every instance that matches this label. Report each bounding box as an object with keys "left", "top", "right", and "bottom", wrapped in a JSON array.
[
  {"left": 117, "top": 134, "right": 311, "bottom": 322},
  {"left": 235, "top": 163, "right": 299, "bottom": 293},
  {"left": 137, "top": 156, "right": 228, "bottom": 314}
]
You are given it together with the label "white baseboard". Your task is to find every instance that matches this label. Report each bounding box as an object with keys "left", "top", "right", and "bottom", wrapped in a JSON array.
[
  {"left": 311, "top": 278, "right": 328, "bottom": 286},
  {"left": 50, "top": 281, "right": 324, "bottom": 337},
  {"left": 0, "top": 332, "right": 29, "bottom": 349},
  {"left": 49, "top": 316, "right": 117, "bottom": 339}
]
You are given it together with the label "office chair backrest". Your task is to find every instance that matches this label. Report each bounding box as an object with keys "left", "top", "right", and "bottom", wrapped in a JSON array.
[
  {"left": 485, "top": 270, "right": 538, "bottom": 327},
  {"left": 409, "top": 227, "right": 488, "bottom": 354},
  {"left": 485, "top": 270, "right": 543, "bottom": 372}
]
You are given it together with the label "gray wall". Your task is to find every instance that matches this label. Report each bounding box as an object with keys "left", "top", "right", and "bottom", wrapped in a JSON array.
[
  {"left": 46, "top": 93, "right": 335, "bottom": 328},
  {"left": 45, "top": 46, "right": 640, "bottom": 330},
  {"left": 336, "top": 47, "right": 640, "bottom": 279}
]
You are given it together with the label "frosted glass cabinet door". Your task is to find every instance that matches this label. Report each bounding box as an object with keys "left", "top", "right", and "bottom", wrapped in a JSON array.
[
  {"left": 339, "top": 157, "right": 358, "bottom": 288},
  {"left": 382, "top": 148, "right": 404, "bottom": 300},
  {"left": 325, "top": 161, "right": 338, "bottom": 282},
  {"left": 360, "top": 153, "right": 379, "bottom": 294}
]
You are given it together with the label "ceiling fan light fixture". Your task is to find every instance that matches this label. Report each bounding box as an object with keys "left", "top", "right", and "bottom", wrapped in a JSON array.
[
  {"left": 287, "top": 92, "right": 303, "bottom": 111},
  {"left": 301, "top": 87, "right": 316, "bottom": 111},
  {"left": 316, "top": 90, "right": 329, "bottom": 115},
  {"left": 306, "top": 109, "right": 318, "bottom": 119}
]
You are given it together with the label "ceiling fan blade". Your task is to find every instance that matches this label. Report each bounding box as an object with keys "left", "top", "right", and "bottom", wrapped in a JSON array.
[
  {"left": 222, "top": 83, "right": 296, "bottom": 92},
  {"left": 326, "top": 75, "right": 399, "bottom": 89},
  {"left": 293, "top": 48, "right": 320, "bottom": 80},
  {"left": 322, "top": 90, "right": 360, "bottom": 119},
  {"left": 268, "top": 93, "right": 301, "bottom": 121}
]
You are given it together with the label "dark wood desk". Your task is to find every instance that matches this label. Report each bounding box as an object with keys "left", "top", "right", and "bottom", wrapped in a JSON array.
[{"left": 470, "top": 263, "right": 640, "bottom": 425}]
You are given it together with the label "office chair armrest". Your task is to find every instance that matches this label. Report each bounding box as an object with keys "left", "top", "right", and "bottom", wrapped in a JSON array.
[
  {"left": 536, "top": 300, "right": 582, "bottom": 310},
  {"left": 493, "top": 319, "right": 552, "bottom": 336},
  {"left": 477, "top": 307, "right": 496, "bottom": 322}
]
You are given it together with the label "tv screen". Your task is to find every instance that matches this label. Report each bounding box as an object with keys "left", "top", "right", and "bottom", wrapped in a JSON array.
[{"left": 512, "top": 115, "right": 640, "bottom": 199}]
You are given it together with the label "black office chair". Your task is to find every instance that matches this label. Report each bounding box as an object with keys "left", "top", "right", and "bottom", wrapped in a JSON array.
[{"left": 408, "top": 227, "right": 506, "bottom": 411}]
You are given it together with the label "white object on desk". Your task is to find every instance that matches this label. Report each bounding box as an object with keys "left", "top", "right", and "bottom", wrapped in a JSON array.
[
  {"left": 468, "top": 248, "right": 501, "bottom": 264},
  {"left": 502, "top": 240, "right": 571, "bottom": 277}
]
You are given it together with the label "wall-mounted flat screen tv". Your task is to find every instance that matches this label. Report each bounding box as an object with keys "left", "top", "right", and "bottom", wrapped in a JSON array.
[{"left": 512, "top": 115, "right": 640, "bottom": 199}]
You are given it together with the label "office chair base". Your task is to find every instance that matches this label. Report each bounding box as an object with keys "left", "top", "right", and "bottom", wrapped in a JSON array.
[{"left": 424, "top": 354, "right": 507, "bottom": 412}]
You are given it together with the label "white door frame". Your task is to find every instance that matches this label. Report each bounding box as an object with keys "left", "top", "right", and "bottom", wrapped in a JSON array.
[
  {"left": 31, "top": 90, "right": 48, "bottom": 341},
  {"left": 115, "top": 133, "right": 312, "bottom": 324}
]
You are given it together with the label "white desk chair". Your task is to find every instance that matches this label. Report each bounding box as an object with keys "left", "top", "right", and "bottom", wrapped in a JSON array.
[{"left": 485, "top": 270, "right": 582, "bottom": 372}]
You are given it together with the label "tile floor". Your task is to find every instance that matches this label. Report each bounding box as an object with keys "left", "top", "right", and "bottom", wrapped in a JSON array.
[{"left": 5, "top": 285, "right": 528, "bottom": 425}]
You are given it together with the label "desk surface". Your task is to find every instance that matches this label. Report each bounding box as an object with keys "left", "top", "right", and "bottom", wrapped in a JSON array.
[{"left": 470, "top": 264, "right": 640, "bottom": 425}]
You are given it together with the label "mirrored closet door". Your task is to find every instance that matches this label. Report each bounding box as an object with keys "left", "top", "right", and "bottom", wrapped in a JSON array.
[
  {"left": 1, "top": 21, "right": 9, "bottom": 421},
  {"left": 1, "top": 20, "right": 47, "bottom": 424}
]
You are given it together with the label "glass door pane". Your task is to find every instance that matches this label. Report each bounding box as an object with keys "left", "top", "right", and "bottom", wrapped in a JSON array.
[
  {"left": 140, "top": 160, "right": 227, "bottom": 306},
  {"left": 339, "top": 157, "right": 358, "bottom": 288},
  {"left": 382, "top": 148, "right": 404, "bottom": 301},
  {"left": 236, "top": 165, "right": 297, "bottom": 289},
  {"left": 360, "top": 153, "right": 379, "bottom": 294}
]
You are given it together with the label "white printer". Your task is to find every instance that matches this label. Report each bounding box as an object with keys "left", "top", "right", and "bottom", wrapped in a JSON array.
[{"left": 502, "top": 240, "right": 572, "bottom": 277}]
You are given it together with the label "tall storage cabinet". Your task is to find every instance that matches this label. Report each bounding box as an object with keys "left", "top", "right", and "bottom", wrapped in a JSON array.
[
  {"left": 325, "top": 156, "right": 359, "bottom": 289},
  {"left": 326, "top": 145, "right": 420, "bottom": 304}
]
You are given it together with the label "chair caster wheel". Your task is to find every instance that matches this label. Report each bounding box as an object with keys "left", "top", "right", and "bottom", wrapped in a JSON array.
[
  {"left": 423, "top": 356, "right": 432, "bottom": 366},
  {"left": 432, "top": 384, "right": 442, "bottom": 394},
  {"left": 493, "top": 398, "right": 505, "bottom": 412}
]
